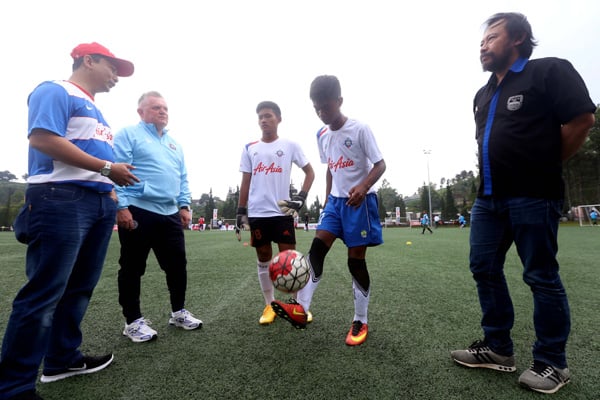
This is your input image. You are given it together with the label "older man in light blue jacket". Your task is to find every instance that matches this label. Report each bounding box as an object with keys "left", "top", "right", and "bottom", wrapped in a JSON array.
[{"left": 114, "top": 91, "right": 202, "bottom": 343}]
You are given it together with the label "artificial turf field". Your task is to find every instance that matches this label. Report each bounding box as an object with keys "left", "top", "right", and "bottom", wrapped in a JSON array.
[{"left": 0, "top": 225, "right": 598, "bottom": 399}]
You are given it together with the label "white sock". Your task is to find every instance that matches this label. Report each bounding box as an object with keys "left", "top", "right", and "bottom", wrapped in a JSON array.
[
  {"left": 352, "top": 279, "right": 370, "bottom": 324},
  {"left": 257, "top": 261, "right": 274, "bottom": 304},
  {"left": 296, "top": 269, "right": 319, "bottom": 311}
]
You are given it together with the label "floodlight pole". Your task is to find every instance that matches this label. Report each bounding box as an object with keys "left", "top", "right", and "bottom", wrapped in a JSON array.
[{"left": 424, "top": 149, "right": 433, "bottom": 224}]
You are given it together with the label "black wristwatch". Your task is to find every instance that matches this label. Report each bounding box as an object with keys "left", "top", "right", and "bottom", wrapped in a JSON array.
[{"left": 180, "top": 206, "right": 190, "bottom": 211}]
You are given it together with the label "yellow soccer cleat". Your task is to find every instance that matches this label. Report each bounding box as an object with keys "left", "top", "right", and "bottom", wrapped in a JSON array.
[
  {"left": 306, "top": 310, "right": 313, "bottom": 323},
  {"left": 259, "top": 304, "right": 276, "bottom": 325}
]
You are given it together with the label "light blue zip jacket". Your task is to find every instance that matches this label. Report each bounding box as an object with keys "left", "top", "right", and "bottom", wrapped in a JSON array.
[{"left": 114, "top": 121, "right": 191, "bottom": 215}]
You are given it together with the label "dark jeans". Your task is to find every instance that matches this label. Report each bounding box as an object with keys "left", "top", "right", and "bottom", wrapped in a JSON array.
[
  {"left": 117, "top": 206, "right": 187, "bottom": 323},
  {"left": 469, "top": 196, "right": 570, "bottom": 368},
  {"left": 0, "top": 184, "right": 116, "bottom": 398}
]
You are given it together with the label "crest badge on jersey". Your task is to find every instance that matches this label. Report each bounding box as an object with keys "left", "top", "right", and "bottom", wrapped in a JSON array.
[
  {"left": 344, "top": 138, "right": 353, "bottom": 148},
  {"left": 276, "top": 149, "right": 284, "bottom": 157}
]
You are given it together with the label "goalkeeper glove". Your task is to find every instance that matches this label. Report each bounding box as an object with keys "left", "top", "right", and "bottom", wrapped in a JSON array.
[
  {"left": 236, "top": 207, "right": 250, "bottom": 230},
  {"left": 277, "top": 191, "right": 307, "bottom": 216}
]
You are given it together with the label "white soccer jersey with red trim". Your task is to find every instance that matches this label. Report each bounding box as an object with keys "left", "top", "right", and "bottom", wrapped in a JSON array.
[{"left": 240, "top": 138, "right": 309, "bottom": 218}]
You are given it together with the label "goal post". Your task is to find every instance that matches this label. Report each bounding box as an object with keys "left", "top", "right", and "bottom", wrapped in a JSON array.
[{"left": 575, "top": 204, "right": 600, "bottom": 227}]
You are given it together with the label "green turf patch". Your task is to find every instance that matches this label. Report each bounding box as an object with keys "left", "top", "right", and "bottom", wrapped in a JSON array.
[{"left": 0, "top": 226, "right": 598, "bottom": 399}]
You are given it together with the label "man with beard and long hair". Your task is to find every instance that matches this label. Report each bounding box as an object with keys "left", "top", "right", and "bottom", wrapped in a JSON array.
[{"left": 450, "top": 13, "right": 596, "bottom": 395}]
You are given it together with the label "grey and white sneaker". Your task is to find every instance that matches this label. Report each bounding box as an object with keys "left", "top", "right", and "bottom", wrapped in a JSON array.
[
  {"left": 169, "top": 309, "right": 202, "bottom": 330},
  {"left": 518, "top": 360, "right": 570, "bottom": 394},
  {"left": 451, "top": 340, "right": 516, "bottom": 372},
  {"left": 123, "top": 317, "right": 157, "bottom": 342}
]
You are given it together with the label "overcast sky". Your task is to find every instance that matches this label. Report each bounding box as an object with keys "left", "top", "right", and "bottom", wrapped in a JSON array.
[{"left": 2, "top": 0, "right": 598, "bottom": 205}]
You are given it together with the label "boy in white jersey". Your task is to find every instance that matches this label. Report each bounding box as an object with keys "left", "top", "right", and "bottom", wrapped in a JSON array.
[
  {"left": 236, "top": 101, "right": 315, "bottom": 325},
  {"left": 272, "top": 75, "right": 386, "bottom": 346}
]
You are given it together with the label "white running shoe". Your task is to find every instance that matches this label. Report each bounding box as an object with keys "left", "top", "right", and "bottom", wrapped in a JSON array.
[
  {"left": 169, "top": 309, "right": 203, "bottom": 330},
  {"left": 123, "top": 317, "right": 157, "bottom": 343}
]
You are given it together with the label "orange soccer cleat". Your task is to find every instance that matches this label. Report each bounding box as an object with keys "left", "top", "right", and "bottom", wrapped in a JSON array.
[{"left": 345, "top": 320, "right": 368, "bottom": 346}]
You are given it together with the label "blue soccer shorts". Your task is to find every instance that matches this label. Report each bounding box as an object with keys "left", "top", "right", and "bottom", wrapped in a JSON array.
[{"left": 318, "top": 193, "right": 383, "bottom": 248}]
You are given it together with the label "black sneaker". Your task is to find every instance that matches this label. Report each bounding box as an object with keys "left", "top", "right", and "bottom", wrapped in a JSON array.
[
  {"left": 40, "top": 354, "right": 114, "bottom": 383},
  {"left": 518, "top": 360, "right": 571, "bottom": 394},
  {"left": 7, "top": 391, "right": 44, "bottom": 400},
  {"left": 451, "top": 340, "right": 516, "bottom": 372}
]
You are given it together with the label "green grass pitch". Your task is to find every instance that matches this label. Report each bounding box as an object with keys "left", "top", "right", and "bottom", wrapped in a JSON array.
[{"left": 0, "top": 225, "right": 598, "bottom": 399}]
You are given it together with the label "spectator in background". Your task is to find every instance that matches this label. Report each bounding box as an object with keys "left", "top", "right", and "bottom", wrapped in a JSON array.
[
  {"left": 458, "top": 213, "right": 466, "bottom": 229},
  {"left": 590, "top": 209, "right": 598, "bottom": 225},
  {"left": 421, "top": 211, "right": 433, "bottom": 234}
]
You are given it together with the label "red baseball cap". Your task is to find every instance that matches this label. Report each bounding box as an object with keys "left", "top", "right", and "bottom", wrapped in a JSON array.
[{"left": 70, "top": 42, "right": 134, "bottom": 77}]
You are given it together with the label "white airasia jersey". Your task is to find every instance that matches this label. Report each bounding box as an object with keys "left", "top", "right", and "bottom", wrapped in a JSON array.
[
  {"left": 240, "top": 137, "right": 310, "bottom": 217},
  {"left": 317, "top": 118, "right": 383, "bottom": 198}
]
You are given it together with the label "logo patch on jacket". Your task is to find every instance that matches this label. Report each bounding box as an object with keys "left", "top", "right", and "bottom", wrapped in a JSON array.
[{"left": 506, "top": 95, "right": 523, "bottom": 111}]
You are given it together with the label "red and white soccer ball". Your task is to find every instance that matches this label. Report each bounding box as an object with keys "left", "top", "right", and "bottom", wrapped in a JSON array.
[{"left": 269, "top": 250, "right": 310, "bottom": 293}]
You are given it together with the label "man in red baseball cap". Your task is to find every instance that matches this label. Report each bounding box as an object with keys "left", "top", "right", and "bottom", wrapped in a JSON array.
[
  {"left": 71, "top": 42, "right": 134, "bottom": 77},
  {"left": 0, "top": 43, "right": 138, "bottom": 400}
]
